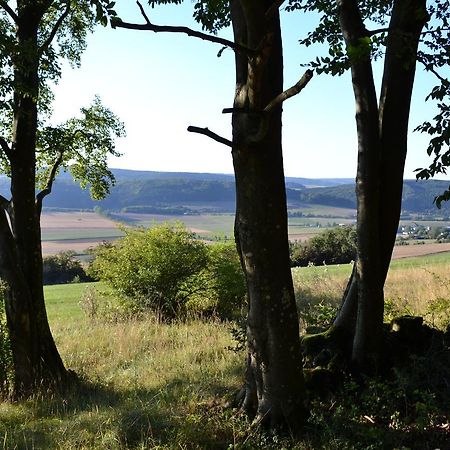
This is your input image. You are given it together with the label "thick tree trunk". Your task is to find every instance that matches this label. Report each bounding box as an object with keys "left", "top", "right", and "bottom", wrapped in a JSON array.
[
  {"left": 0, "top": 3, "right": 68, "bottom": 396},
  {"left": 231, "top": 0, "right": 307, "bottom": 429}
]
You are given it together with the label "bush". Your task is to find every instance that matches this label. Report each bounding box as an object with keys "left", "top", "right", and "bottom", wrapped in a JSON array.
[
  {"left": 187, "top": 242, "right": 246, "bottom": 319},
  {"left": 43, "top": 252, "right": 90, "bottom": 285},
  {"left": 290, "top": 226, "right": 356, "bottom": 267},
  {"left": 89, "top": 223, "right": 246, "bottom": 320}
]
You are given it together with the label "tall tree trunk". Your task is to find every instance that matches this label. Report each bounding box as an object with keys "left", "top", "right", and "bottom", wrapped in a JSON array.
[
  {"left": 378, "top": 0, "right": 428, "bottom": 278},
  {"left": 0, "top": 2, "right": 67, "bottom": 396},
  {"left": 338, "top": 0, "right": 384, "bottom": 369},
  {"left": 332, "top": 0, "right": 428, "bottom": 369},
  {"left": 231, "top": 0, "right": 307, "bottom": 429}
]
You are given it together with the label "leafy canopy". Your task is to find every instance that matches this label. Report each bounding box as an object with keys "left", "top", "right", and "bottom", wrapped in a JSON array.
[{"left": 0, "top": 0, "right": 123, "bottom": 199}]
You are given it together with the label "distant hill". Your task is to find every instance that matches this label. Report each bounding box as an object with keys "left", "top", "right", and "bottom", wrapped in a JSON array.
[{"left": 1, "top": 170, "right": 449, "bottom": 214}]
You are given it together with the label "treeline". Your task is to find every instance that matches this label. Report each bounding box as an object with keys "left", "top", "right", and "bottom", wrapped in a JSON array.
[
  {"left": 290, "top": 226, "right": 356, "bottom": 267},
  {"left": 4, "top": 173, "right": 450, "bottom": 215}
]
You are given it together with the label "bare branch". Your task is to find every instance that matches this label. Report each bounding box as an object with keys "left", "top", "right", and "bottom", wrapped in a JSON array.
[
  {"left": 222, "top": 107, "right": 247, "bottom": 114},
  {"left": 35, "top": 152, "right": 64, "bottom": 215},
  {"left": 266, "top": 0, "right": 285, "bottom": 19},
  {"left": 367, "top": 27, "right": 389, "bottom": 37},
  {"left": 264, "top": 69, "right": 314, "bottom": 112},
  {"left": 0, "top": 1, "right": 18, "bottom": 23},
  {"left": 38, "top": 0, "right": 71, "bottom": 54},
  {"left": 0, "top": 136, "right": 12, "bottom": 161},
  {"left": 187, "top": 126, "right": 232, "bottom": 148},
  {"left": 114, "top": 1, "right": 254, "bottom": 56}
]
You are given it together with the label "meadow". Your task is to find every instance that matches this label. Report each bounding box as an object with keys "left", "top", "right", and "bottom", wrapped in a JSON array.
[{"left": 1, "top": 253, "right": 449, "bottom": 448}]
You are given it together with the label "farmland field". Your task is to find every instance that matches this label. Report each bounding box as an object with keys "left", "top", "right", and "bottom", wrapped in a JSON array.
[{"left": 41, "top": 210, "right": 450, "bottom": 262}]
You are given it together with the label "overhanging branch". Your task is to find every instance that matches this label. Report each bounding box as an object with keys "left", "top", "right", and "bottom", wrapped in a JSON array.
[
  {"left": 114, "top": 1, "right": 254, "bottom": 56},
  {"left": 0, "top": 1, "right": 18, "bottom": 23},
  {"left": 264, "top": 69, "right": 314, "bottom": 112},
  {"left": 38, "top": 0, "right": 71, "bottom": 54},
  {"left": 187, "top": 126, "right": 232, "bottom": 148}
]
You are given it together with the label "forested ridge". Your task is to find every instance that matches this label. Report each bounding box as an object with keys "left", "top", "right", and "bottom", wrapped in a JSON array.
[{"left": 1, "top": 171, "right": 448, "bottom": 213}]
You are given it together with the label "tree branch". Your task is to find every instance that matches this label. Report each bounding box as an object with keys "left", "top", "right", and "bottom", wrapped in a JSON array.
[
  {"left": 0, "top": 136, "right": 12, "bottom": 161},
  {"left": 222, "top": 107, "right": 247, "bottom": 114},
  {"left": 187, "top": 126, "right": 232, "bottom": 148},
  {"left": 38, "top": 0, "right": 71, "bottom": 54},
  {"left": 114, "top": 1, "right": 254, "bottom": 56},
  {"left": 0, "top": 1, "right": 18, "bottom": 23},
  {"left": 264, "top": 69, "right": 314, "bottom": 112},
  {"left": 418, "top": 56, "right": 449, "bottom": 85},
  {"left": 367, "top": 27, "right": 389, "bottom": 37},
  {"left": 35, "top": 152, "right": 64, "bottom": 215}
]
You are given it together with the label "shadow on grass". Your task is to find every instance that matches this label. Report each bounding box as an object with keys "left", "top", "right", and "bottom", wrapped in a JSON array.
[{"left": 0, "top": 361, "right": 245, "bottom": 449}]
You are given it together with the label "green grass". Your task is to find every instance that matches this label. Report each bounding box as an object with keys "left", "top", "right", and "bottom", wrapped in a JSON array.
[
  {"left": 41, "top": 228, "right": 124, "bottom": 241},
  {"left": 1, "top": 255, "right": 449, "bottom": 449},
  {"left": 45, "top": 282, "right": 96, "bottom": 322}
]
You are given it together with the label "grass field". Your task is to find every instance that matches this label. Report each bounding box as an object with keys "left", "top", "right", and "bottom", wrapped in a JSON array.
[{"left": 1, "top": 254, "right": 449, "bottom": 448}]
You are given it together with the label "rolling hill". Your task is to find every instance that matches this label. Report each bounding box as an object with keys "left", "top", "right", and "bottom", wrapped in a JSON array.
[{"left": 1, "top": 171, "right": 449, "bottom": 215}]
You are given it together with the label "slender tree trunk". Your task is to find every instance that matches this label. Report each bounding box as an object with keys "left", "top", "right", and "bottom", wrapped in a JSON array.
[
  {"left": 231, "top": 0, "right": 307, "bottom": 429},
  {"left": 378, "top": 0, "right": 428, "bottom": 279},
  {"left": 331, "top": 0, "right": 428, "bottom": 369},
  {"left": 338, "top": 0, "right": 384, "bottom": 370}
]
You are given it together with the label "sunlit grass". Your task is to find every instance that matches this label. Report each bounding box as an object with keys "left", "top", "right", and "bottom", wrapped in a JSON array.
[{"left": 1, "top": 253, "right": 449, "bottom": 448}]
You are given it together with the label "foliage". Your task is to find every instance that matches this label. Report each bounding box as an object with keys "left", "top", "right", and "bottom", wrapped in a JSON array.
[
  {"left": 186, "top": 241, "right": 246, "bottom": 319},
  {"left": 0, "top": 2, "right": 124, "bottom": 200},
  {"left": 290, "top": 226, "right": 356, "bottom": 267},
  {"left": 43, "top": 252, "right": 90, "bottom": 285},
  {"left": 36, "top": 96, "right": 125, "bottom": 201},
  {"left": 89, "top": 223, "right": 245, "bottom": 320}
]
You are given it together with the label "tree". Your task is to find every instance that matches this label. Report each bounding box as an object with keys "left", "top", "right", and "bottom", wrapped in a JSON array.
[
  {"left": 287, "top": 0, "right": 438, "bottom": 369},
  {"left": 115, "top": 0, "right": 311, "bottom": 429},
  {"left": 0, "top": 0, "right": 122, "bottom": 396}
]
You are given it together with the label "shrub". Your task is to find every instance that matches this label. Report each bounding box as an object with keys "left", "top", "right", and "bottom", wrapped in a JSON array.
[
  {"left": 89, "top": 224, "right": 246, "bottom": 320},
  {"left": 187, "top": 242, "right": 246, "bottom": 319},
  {"left": 43, "top": 252, "right": 90, "bottom": 285},
  {"left": 290, "top": 226, "right": 356, "bottom": 267}
]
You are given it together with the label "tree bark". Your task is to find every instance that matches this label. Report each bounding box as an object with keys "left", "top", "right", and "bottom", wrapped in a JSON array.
[
  {"left": 231, "top": 0, "right": 307, "bottom": 429},
  {"left": 0, "top": 1, "right": 68, "bottom": 396},
  {"left": 332, "top": 0, "right": 428, "bottom": 370},
  {"left": 337, "top": 0, "right": 384, "bottom": 369}
]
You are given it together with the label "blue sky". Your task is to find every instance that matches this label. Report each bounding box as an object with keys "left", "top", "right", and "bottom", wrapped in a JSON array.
[{"left": 51, "top": 1, "right": 442, "bottom": 179}]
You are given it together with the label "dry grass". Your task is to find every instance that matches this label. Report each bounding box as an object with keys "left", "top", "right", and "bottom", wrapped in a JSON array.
[
  {"left": 1, "top": 254, "right": 450, "bottom": 448},
  {"left": 292, "top": 253, "right": 450, "bottom": 330}
]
